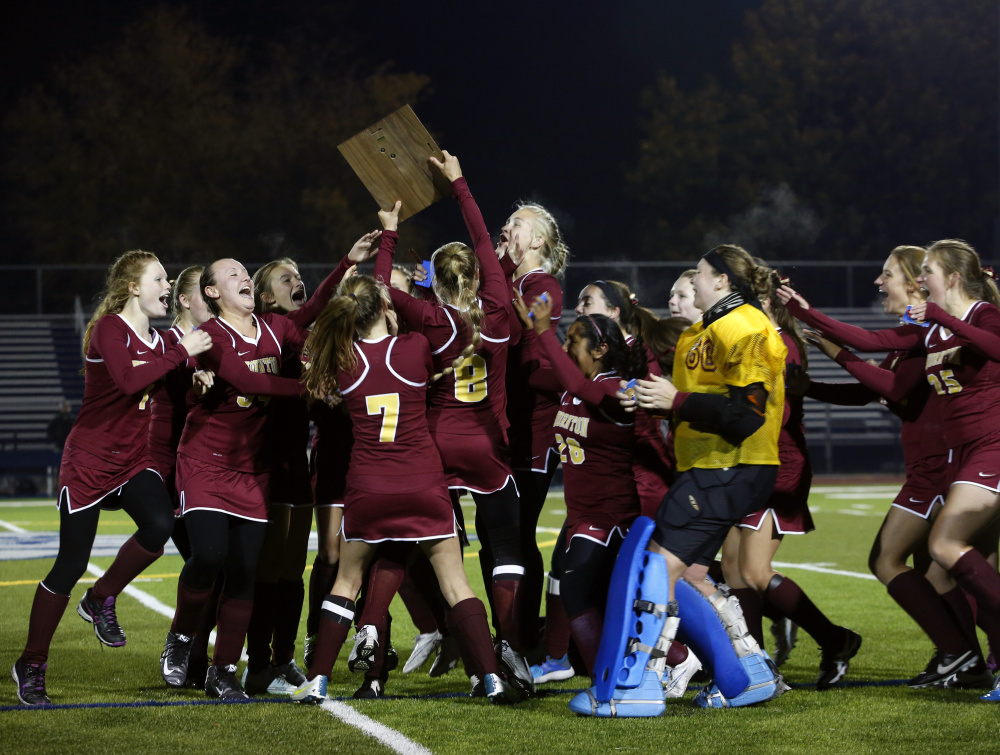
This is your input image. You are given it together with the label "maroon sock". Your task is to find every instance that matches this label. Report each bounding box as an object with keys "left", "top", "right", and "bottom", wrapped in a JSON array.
[
  {"left": 357, "top": 555, "right": 406, "bottom": 674},
  {"left": 399, "top": 571, "right": 438, "bottom": 634},
  {"left": 666, "top": 641, "right": 689, "bottom": 668},
  {"left": 272, "top": 578, "right": 305, "bottom": 666},
  {"left": 212, "top": 595, "right": 254, "bottom": 667},
  {"left": 940, "top": 586, "right": 984, "bottom": 656},
  {"left": 729, "top": 587, "right": 765, "bottom": 648},
  {"left": 568, "top": 608, "right": 603, "bottom": 677},
  {"left": 886, "top": 571, "right": 965, "bottom": 654},
  {"left": 307, "top": 557, "right": 339, "bottom": 635},
  {"left": 764, "top": 575, "right": 842, "bottom": 649},
  {"left": 543, "top": 590, "right": 571, "bottom": 659},
  {"left": 171, "top": 579, "right": 215, "bottom": 636},
  {"left": 447, "top": 597, "right": 498, "bottom": 678},
  {"left": 91, "top": 536, "right": 163, "bottom": 601},
  {"left": 189, "top": 582, "right": 221, "bottom": 666},
  {"left": 950, "top": 549, "right": 1000, "bottom": 651},
  {"left": 22, "top": 583, "right": 70, "bottom": 664},
  {"left": 309, "top": 595, "right": 354, "bottom": 679},
  {"left": 492, "top": 579, "right": 523, "bottom": 652},
  {"left": 245, "top": 581, "right": 278, "bottom": 672}
]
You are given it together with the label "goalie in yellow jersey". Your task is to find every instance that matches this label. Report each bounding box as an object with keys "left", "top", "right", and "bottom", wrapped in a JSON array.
[{"left": 569, "top": 245, "right": 790, "bottom": 716}]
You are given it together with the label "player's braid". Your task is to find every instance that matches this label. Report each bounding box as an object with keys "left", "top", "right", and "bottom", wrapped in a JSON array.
[
  {"left": 429, "top": 242, "right": 482, "bottom": 383},
  {"left": 83, "top": 250, "right": 159, "bottom": 357}
]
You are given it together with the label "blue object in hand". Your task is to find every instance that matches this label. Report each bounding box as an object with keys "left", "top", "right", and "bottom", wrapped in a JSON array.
[
  {"left": 414, "top": 260, "right": 434, "bottom": 288},
  {"left": 902, "top": 305, "right": 930, "bottom": 327}
]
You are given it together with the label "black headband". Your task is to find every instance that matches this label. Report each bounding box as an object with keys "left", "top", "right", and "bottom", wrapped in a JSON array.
[
  {"left": 591, "top": 280, "right": 627, "bottom": 315},
  {"left": 702, "top": 249, "right": 752, "bottom": 297}
]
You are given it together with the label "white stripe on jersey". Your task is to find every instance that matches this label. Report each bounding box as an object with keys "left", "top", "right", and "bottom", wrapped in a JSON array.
[
  {"left": 340, "top": 344, "right": 371, "bottom": 395},
  {"left": 432, "top": 308, "right": 458, "bottom": 355},
  {"left": 386, "top": 337, "right": 426, "bottom": 387}
]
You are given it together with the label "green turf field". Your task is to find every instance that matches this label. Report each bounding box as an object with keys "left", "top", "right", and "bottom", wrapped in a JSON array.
[{"left": 1, "top": 485, "right": 997, "bottom": 754}]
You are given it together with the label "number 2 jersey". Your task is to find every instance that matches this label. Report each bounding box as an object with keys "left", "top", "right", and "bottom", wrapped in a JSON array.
[
  {"left": 337, "top": 332, "right": 447, "bottom": 494},
  {"left": 924, "top": 300, "right": 1000, "bottom": 448},
  {"left": 177, "top": 313, "right": 304, "bottom": 473}
]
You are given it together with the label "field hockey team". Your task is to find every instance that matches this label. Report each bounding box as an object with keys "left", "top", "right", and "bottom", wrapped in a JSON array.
[{"left": 11, "top": 151, "right": 1000, "bottom": 710}]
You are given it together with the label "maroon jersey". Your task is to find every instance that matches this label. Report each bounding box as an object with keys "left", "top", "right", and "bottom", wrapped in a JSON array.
[
  {"left": 923, "top": 300, "right": 1000, "bottom": 448},
  {"left": 507, "top": 270, "right": 565, "bottom": 470},
  {"left": 626, "top": 333, "right": 674, "bottom": 512},
  {"left": 66, "top": 314, "right": 189, "bottom": 470},
  {"left": 534, "top": 330, "right": 639, "bottom": 527},
  {"left": 178, "top": 313, "right": 303, "bottom": 473},
  {"left": 375, "top": 178, "right": 511, "bottom": 436},
  {"left": 777, "top": 330, "right": 808, "bottom": 469},
  {"left": 338, "top": 333, "right": 447, "bottom": 494}
]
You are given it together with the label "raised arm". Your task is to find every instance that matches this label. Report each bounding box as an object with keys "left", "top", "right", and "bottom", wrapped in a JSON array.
[
  {"left": 833, "top": 348, "right": 926, "bottom": 404},
  {"left": 913, "top": 301, "right": 1000, "bottom": 361},
  {"left": 778, "top": 285, "right": 923, "bottom": 352},
  {"left": 287, "top": 232, "right": 380, "bottom": 328}
]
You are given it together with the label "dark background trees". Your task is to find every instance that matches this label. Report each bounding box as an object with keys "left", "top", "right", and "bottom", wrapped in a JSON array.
[
  {"left": 2, "top": 7, "right": 429, "bottom": 265},
  {"left": 630, "top": 0, "right": 999, "bottom": 259}
]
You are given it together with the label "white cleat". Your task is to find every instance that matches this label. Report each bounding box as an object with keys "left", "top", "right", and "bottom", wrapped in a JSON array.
[{"left": 291, "top": 674, "right": 328, "bottom": 704}]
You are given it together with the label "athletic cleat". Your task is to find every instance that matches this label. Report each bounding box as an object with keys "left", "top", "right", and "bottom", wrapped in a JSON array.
[
  {"left": 949, "top": 657, "right": 995, "bottom": 689},
  {"left": 271, "top": 659, "right": 308, "bottom": 690},
  {"left": 530, "top": 654, "right": 575, "bottom": 685},
  {"left": 663, "top": 649, "right": 702, "bottom": 699},
  {"left": 403, "top": 630, "right": 442, "bottom": 673},
  {"left": 241, "top": 665, "right": 278, "bottom": 695},
  {"left": 908, "top": 650, "right": 977, "bottom": 689},
  {"left": 292, "top": 674, "right": 328, "bottom": 704},
  {"left": 429, "top": 634, "right": 461, "bottom": 677},
  {"left": 770, "top": 618, "right": 798, "bottom": 667},
  {"left": 77, "top": 589, "right": 127, "bottom": 647},
  {"left": 469, "top": 673, "right": 485, "bottom": 698},
  {"left": 484, "top": 672, "right": 509, "bottom": 704},
  {"left": 980, "top": 673, "right": 1000, "bottom": 701},
  {"left": 569, "top": 669, "right": 666, "bottom": 717},
  {"left": 694, "top": 652, "right": 788, "bottom": 708},
  {"left": 386, "top": 644, "right": 399, "bottom": 672},
  {"left": 353, "top": 678, "right": 384, "bottom": 699},
  {"left": 303, "top": 633, "right": 316, "bottom": 670},
  {"left": 496, "top": 639, "right": 536, "bottom": 695},
  {"left": 347, "top": 625, "right": 379, "bottom": 673},
  {"left": 205, "top": 664, "right": 249, "bottom": 700},
  {"left": 11, "top": 658, "right": 50, "bottom": 706},
  {"left": 817, "top": 628, "right": 862, "bottom": 690},
  {"left": 160, "top": 631, "right": 194, "bottom": 688}
]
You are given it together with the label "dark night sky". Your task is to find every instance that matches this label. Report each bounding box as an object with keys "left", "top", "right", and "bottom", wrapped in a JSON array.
[{"left": 1, "top": 1, "right": 761, "bottom": 262}]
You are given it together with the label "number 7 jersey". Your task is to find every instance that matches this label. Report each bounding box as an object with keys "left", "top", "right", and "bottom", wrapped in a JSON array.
[{"left": 338, "top": 332, "right": 447, "bottom": 494}]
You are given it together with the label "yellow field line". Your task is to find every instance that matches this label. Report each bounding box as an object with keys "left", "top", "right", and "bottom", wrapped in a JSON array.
[{"left": 0, "top": 539, "right": 561, "bottom": 587}]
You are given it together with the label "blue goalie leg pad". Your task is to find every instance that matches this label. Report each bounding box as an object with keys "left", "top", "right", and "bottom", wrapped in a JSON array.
[
  {"left": 593, "top": 517, "right": 665, "bottom": 701},
  {"left": 674, "top": 579, "right": 750, "bottom": 700},
  {"left": 693, "top": 651, "right": 785, "bottom": 708},
  {"left": 568, "top": 668, "right": 666, "bottom": 718}
]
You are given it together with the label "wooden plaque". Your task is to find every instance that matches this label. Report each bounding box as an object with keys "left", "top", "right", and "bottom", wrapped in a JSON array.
[{"left": 338, "top": 105, "right": 451, "bottom": 222}]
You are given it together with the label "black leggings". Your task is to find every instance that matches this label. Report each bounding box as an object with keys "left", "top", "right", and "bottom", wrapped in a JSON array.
[
  {"left": 45, "top": 470, "right": 174, "bottom": 595},
  {"left": 556, "top": 526, "right": 623, "bottom": 618},
  {"left": 180, "top": 510, "right": 267, "bottom": 600}
]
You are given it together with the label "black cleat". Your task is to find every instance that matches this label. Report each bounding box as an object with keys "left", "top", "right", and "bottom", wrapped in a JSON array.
[
  {"left": 908, "top": 649, "right": 978, "bottom": 689},
  {"left": 353, "top": 678, "right": 384, "bottom": 699},
  {"left": 77, "top": 589, "right": 127, "bottom": 647},
  {"left": 817, "top": 628, "right": 862, "bottom": 690},
  {"left": 206, "top": 664, "right": 249, "bottom": 700},
  {"left": 160, "top": 631, "right": 194, "bottom": 688},
  {"left": 11, "top": 658, "right": 50, "bottom": 706}
]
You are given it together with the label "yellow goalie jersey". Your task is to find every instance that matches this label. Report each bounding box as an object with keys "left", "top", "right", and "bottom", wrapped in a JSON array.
[{"left": 672, "top": 303, "right": 787, "bottom": 471}]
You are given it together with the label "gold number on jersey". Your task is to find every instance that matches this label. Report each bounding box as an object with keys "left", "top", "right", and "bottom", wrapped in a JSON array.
[
  {"left": 554, "top": 433, "right": 585, "bottom": 465},
  {"left": 138, "top": 387, "right": 152, "bottom": 411},
  {"left": 454, "top": 354, "right": 487, "bottom": 403},
  {"left": 236, "top": 394, "right": 272, "bottom": 408},
  {"left": 928, "top": 369, "right": 962, "bottom": 396},
  {"left": 366, "top": 392, "right": 401, "bottom": 442}
]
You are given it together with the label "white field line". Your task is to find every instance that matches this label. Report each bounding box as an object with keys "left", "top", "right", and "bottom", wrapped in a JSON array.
[
  {"left": 773, "top": 560, "right": 878, "bottom": 581},
  {"left": 320, "top": 699, "right": 432, "bottom": 755},
  {"left": 0, "top": 518, "right": 28, "bottom": 533}
]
